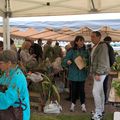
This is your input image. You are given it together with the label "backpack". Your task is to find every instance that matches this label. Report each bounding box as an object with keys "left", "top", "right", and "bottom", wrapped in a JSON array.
[{"left": 103, "top": 42, "right": 115, "bottom": 67}]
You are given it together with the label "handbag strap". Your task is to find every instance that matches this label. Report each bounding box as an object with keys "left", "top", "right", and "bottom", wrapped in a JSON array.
[
  {"left": 14, "top": 98, "right": 27, "bottom": 111},
  {"left": 4, "top": 66, "right": 27, "bottom": 111}
]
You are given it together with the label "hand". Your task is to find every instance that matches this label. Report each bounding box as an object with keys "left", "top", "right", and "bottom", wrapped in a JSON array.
[
  {"left": 95, "top": 74, "right": 100, "bottom": 81},
  {"left": 67, "top": 60, "right": 72, "bottom": 65},
  {"left": 32, "top": 54, "right": 36, "bottom": 57}
]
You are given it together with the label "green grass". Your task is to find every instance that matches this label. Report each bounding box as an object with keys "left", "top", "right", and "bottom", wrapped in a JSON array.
[{"left": 31, "top": 113, "right": 113, "bottom": 120}]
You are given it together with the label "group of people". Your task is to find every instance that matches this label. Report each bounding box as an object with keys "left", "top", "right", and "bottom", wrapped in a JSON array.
[
  {"left": 0, "top": 31, "right": 115, "bottom": 120},
  {"left": 0, "top": 38, "right": 63, "bottom": 120},
  {"left": 62, "top": 31, "right": 115, "bottom": 120}
]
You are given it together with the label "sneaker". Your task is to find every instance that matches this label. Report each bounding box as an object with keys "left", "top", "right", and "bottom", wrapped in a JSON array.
[
  {"left": 91, "top": 112, "right": 103, "bottom": 120},
  {"left": 70, "top": 103, "right": 75, "bottom": 112},
  {"left": 81, "top": 104, "right": 87, "bottom": 112},
  {"left": 102, "top": 111, "right": 105, "bottom": 116},
  {"left": 105, "top": 100, "right": 109, "bottom": 105}
]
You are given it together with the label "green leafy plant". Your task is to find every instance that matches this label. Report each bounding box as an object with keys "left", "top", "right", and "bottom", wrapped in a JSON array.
[
  {"left": 112, "top": 80, "right": 120, "bottom": 96},
  {"left": 111, "top": 55, "right": 120, "bottom": 71},
  {"left": 41, "top": 73, "right": 60, "bottom": 103},
  {"left": 29, "top": 73, "right": 60, "bottom": 106}
]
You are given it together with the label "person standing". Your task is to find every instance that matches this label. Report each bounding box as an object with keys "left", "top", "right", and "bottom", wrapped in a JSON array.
[
  {"left": 20, "top": 40, "right": 37, "bottom": 70},
  {"left": 0, "top": 41, "right": 3, "bottom": 77},
  {"left": 103, "top": 36, "right": 115, "bottom": 104},
  {"left": 62, "top": 35, "right": 89, "bottom": 112},
  {"left": 0, "top": 41, "right": 3, "bottom": 53},
  {"left": 29, "top": 43, "right": 43, "bottom": 62},
  {"left": 0, "top": 50, "right": 30, "bottom": 120},
  {"left": 10, "top": 38, "right": 17, "bottom": 53},
  {"left": 53, "top": 42, "right": 62, "bottom": 60},
  {"left": 90, "top": 31, "right": 110, "bottom": 120},
  {"left": 43, "top": 40, "right": 54, "bottom": 62}
]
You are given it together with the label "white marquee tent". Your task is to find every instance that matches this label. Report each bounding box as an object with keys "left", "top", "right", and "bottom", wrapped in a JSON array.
[{"left": 0, "top": 0, "right": 120, "bottom": 49}]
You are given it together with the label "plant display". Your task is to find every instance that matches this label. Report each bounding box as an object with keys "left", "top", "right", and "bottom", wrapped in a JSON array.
[
  {"left": 110, "top": 51, "right": 120, "bottom": 98},
  {"left": 111, "top": 54, "right": 120, "bottom": 71},
  {"left": 28, "top": 58, "right": 53, "bottom": 74},
  {"left": 112, "top": 80, "right": 120, "bottom": 97},
  {"left": 28, "top": 73, "right": 60, "bottom": 108},
  {"left": 41, "top": 73, "right": 60, "bottom": 103}
]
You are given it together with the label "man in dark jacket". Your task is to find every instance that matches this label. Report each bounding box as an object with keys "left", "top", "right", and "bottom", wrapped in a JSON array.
[{"left": 103, "top": 36, "right": 115, "bottom": 104}]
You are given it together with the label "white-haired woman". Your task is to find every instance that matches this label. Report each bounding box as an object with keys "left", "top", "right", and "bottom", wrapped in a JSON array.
[{"left": 0, "top": 50, "right": 30, "bottom": 120}]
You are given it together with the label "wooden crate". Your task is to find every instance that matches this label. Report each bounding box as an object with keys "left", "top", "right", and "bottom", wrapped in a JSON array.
[{"left": 30, "top": 91, "right": 42, "bottom": 111}]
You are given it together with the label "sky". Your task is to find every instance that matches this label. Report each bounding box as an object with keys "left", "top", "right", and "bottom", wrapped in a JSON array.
[{"left": 0, "top": 13, "right": 120, "bottom": 22}]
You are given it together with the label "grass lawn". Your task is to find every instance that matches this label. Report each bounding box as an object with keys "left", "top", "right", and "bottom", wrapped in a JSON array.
[{"left": 31, "top": 113, "right": 113, "bottom": 120}]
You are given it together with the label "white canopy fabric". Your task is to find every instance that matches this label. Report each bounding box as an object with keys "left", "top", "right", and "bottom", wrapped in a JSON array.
[
  {"left": 0, "top": 26, "right": 119, "bottom": 42},
  {"left": 0, "top": 0, "right": 120, "bottom": 49},
  {"left": 0, "top": 0, "right": 120, "bottom": 17}
]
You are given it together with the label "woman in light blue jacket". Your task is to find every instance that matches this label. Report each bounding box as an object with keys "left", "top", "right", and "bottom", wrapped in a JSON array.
[{"left": 0, "top": 50, "right": 30, "bottom": 120}]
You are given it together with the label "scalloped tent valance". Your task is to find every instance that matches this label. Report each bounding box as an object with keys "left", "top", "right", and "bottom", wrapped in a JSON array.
[
  {"left": 1, "top": 0, "right": 120, "bottom": 49},
  {"left": 1, "top": 26, "right": 120, "bottom": 42}
]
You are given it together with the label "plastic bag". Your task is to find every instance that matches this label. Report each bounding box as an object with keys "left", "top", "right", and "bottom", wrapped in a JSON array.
[
  {"left": 43, "top": 100, "right": 62, "bottom": 114},
  {"left": 27, "top": 72, "right": 43, "bottom": 83}
]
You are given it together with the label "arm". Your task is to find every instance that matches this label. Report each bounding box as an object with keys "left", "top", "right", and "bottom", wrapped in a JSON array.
[
  {"left": 0, "top": 70, "right": 27, "bottom": 110},
  {"left": 96, "top": 43, "right": 110, "bottom": 75},
  {"left": 61, "top": 49, "right": 73, "bottom": 68}
]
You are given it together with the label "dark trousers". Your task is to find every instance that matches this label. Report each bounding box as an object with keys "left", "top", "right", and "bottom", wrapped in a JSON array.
[
  {"left": 68, "top": 81, "right": 72, "bottom": 99},
  {"left": 71, "top": 81, "right": 85, "bottom": 105},
  {"left": 103, "top": 75, "right": 109, "bottom": 102}
]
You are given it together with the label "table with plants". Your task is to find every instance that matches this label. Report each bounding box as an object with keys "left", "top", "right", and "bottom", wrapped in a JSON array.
[
  {"left": 109, "top": 54, "right": 120, "bottom": 103},
  {"left": 26, "top": 58, "right": 63, "bottom": 112}
]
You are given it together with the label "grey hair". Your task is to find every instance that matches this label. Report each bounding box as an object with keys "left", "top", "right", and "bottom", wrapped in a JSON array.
[{"left": 0, "top": 50, "right": 18, "bottom": 64}]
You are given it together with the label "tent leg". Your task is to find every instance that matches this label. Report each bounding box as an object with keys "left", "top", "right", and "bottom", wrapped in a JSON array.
[
  {"left": 3, "top": 0, "right": 10, "bottom": 50},
  {"left": 3, "top": 15, "right": 10, "bottom": 50}
]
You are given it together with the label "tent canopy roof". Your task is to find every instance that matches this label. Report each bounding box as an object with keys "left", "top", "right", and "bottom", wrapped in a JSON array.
[{"left": 0, "top": 0, "right": 120, "bottom": 17}]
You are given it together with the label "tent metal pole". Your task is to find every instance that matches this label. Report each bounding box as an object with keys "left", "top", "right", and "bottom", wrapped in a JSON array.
[
  {"left": 3, "top": 0, "right": 10, "bottom": 50},
  {"left": 3, "top": 15, "right": 10, "bottom": 50}
]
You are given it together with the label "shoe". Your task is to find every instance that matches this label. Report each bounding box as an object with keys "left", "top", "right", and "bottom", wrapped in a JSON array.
[
  {"left": 91, "top": 112, "right": 103, "bottom": 120},
  {"left": 105, "top": 100, "right": 109, "bottom": 105},
  {"left": 70, "top": 103, "right": 75, "bottom": 112},
  {"left": 81, "top": 104, "right": 87, "bottom": 112},
  {"left": 102, "top": 111, "right": 105, "bottom": 116}
]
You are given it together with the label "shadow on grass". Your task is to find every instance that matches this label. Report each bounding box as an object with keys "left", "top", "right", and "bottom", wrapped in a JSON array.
[{"left": 31, "top": 113, "right": 113, "bottom": 120}]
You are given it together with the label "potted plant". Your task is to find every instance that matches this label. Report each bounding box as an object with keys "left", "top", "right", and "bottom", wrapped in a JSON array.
[
  {"left": 109, "top": 54, "right": 120, "bottom": 102},
  {"left": 112, "top": 80, "right": 120, "bottom": 97},
  {"left": 111, "top": 55, "right": 120, "bottom": 78},
  {"left": 28, "top": 72, "right": 60, "bottom": 112}
]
